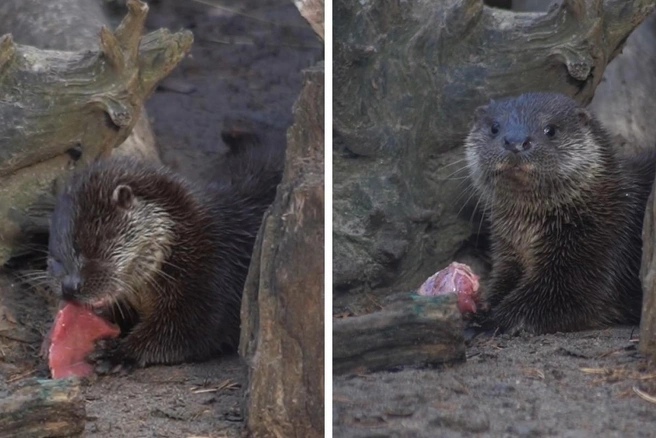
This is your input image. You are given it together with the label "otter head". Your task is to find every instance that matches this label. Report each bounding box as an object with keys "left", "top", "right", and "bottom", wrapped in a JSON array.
[
  {"left": 47, "top": 162, "right": 175, "bottom": 313},
  {"left": 465, "top": 92, "right": 609, "bottom": 211}
]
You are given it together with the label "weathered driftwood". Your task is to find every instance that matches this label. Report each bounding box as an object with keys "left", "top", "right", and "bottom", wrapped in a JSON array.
[
  {"left": 641, "top": 182, "right": 656, "bottom": 360},
  {"left": 0, "top": 378, "right": 85, "bottom": 437},
  {"left": 333, "top": 294, "right": 466, "bottom": 375},
  {"left": 601, "top": 13, "right": 656, "bottom": 359},
  {"left": 240, "top": 63, "right": 324, "bottom": 438},
  {"left": 0, "top": 0, "right": 192, "bottom": 264},
  {"left": 333, "top": 0, "right": 656, "bottom": 305},
  {"left": 294, "top": 0, "right": 325, "bottom": 41},
  {"left": 589, "top": 13, "right": 656, "bottom": 154},
  {"left": 0, "top": 0, "right": 188, "bottom": 172},
  {"left": 638, "top": 16, "right": 656, "bottom": 362},
  {"left": 0, "top": 0, "right": 161, "bottom": 164}
]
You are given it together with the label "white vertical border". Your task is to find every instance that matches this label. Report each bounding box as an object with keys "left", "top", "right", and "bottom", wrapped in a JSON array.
[{"left": 324, "top": 0, "right": 333, "bottom": 436}]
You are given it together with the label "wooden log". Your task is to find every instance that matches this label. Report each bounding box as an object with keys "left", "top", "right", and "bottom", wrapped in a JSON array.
[
  {"left": 0, "top": 378, "right": 85, "bottom": 438},
  {"left": 239, "top": 62, "right": 324, "bottom": 438},
  {"left": 333, "top": 294, "right": 466, "bottom": 375},
  {"left": 0, "top": 0, "right": 162, "bottom": 164},
  {"left": 0, "top": 0, "right": 189, "bottom": 173},
  {"left": 0, "top": 0, "right": 193, "bottom": 264}
]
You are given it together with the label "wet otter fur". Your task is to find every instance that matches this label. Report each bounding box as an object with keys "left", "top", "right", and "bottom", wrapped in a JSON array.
[
  {"left": 465, "top": 92, "right": 655, "bottom": 334},
  {"left": 47, "top": 152, "right": 280, "bottom": 371}
]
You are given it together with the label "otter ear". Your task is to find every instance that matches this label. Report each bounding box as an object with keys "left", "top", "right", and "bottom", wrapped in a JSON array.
[
  {"left": 112, "top": 184, "right": 134, "bottom": 209},
  {"left": 576, "top": 108, "right": 592, "bottom": 127},
  {"left": 474, "top": 104, "right": 489, "bottom": 121}
]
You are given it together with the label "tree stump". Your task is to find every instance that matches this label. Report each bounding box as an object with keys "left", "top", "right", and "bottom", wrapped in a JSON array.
[
  {"left": 333, "top": 0, "right": 656, "bottom": 305},
  {"left": 239, "top": 62, "right": 324, "bottom": 438},
  {"left": 0, "top": 0, "right": 192, "bottom": 264}
]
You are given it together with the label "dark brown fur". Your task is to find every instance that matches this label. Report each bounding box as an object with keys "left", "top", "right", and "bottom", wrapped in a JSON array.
[
  {"left": 465, "top": 92, "right": 655, "bottom": 334},
  {"left": 47, "top": 154, "right": 280, "bottom": 369}
]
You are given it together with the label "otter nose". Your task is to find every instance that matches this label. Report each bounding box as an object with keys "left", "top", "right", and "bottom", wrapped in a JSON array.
[
  {"left": 61, "top": 275, "right": 81, "bottom": 299},
  {"left": 503, "top": 135, "right": 532, "bottom": 154}
]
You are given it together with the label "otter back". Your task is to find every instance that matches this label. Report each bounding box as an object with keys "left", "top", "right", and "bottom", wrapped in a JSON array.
[{"left": 47, "top": 155, "right": 280, "bottom": 368}]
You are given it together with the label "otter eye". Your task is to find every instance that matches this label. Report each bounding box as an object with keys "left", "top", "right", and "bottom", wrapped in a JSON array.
[
  {"left": 490, "top": 122, "right": 500, "bottom": 135},
  {"left": 543, "top": 125, "right": 556, "bottom": 137}
]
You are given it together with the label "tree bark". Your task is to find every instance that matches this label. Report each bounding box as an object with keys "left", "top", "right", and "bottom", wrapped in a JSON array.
[
  {"left": 641, "top": 181, "right": 656, "bottom": 360},
  {"left": 333, "top": 295, "right": 466, "bottom": 375},
  {"left": 240, "top": 62, "right": 324, "bottom": 438},
  {"left": 589, "top": 13, "right": 656, "bottom": 155},
  {"left": 293, "top": 0, "right": 325, "bottom": 41},
  {"left": 0, "top": 0, "right": 192, "bottom": 264},
  {"left": 0, "top": 0, "right": 162, "bottom": 164},
  {"left": 0, "top": 378, "right": 85, "bottom": 437},
  {"left": 333, "top": 0, "right": 656, "bottom": 306}
]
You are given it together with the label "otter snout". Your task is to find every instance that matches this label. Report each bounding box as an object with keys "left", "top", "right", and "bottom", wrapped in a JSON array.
[
  {"left": 61, "top": 274, "right": 82, "bottom": 300},
  {"left": 503, "top": 134, "right": 532, "bottom": 154}
]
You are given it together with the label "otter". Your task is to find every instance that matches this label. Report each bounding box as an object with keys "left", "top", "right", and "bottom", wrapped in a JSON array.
[
  {"left": 46, "top": 153, "right": 280, "bottom": 371},
  {"left": 465, "top": 92, "right": 655, "bottom": 334}
]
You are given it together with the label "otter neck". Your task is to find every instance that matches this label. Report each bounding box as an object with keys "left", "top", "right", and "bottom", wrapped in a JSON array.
[{"left": 487, "top": 169, "right": 626, "bottom": 232}]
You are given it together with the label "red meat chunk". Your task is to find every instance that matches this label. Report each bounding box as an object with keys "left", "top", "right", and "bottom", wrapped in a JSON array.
[
  {"left": 418, "top": 262, "right": 480, "bottom": 314},
  {"left": 48, "top": 302, "right": 120, "bottom": 379}
]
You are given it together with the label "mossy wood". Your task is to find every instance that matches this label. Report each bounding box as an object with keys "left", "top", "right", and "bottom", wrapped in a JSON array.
[
  {"left": 333, "top": 294, "right": 466, "bottom": 375},
  {"left": 0, "top": 378, "right": 85, "bottom": 437},
  {"left": 0, "top": 0, "right": 192, "bottom": 264}
]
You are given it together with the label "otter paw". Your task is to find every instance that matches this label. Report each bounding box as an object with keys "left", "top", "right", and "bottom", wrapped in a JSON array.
[{"left": 87, "top": 338, "right": 135, "bottom": 375}]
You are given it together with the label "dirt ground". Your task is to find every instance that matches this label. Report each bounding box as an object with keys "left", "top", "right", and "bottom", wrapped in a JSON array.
[
  {"left": 334, "top": 325, "right": 656, "bottom": 437},
  {"left": 0, "top": 1, "right": 320, "bottom": 437}
]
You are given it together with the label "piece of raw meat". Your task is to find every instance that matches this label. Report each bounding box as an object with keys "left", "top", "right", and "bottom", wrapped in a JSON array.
[
  {"left": 48, "top": 302, "right": 120, "bottom": 379},
  {"left": 418, "top": 262, "right": 480, "bottom": 314}
]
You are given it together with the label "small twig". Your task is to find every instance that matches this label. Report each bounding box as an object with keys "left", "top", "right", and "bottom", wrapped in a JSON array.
[
  {"left": 191, "top": 388, "right": 220, "bottom": 394},
  {"left": 7, "top": 368, "right": 38, "bottom": 383},
  {"left": 522, "top": 368, "right": 545, "bottom": 380},
  {"left": 190, "top": 379, "right": 240, "bottom": 394},
  {"left": 580, "top": 367, "right": 608, "bottom": 375},
  {"left": 633, "top": 386, "right": 656, "bottom": 404}
]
